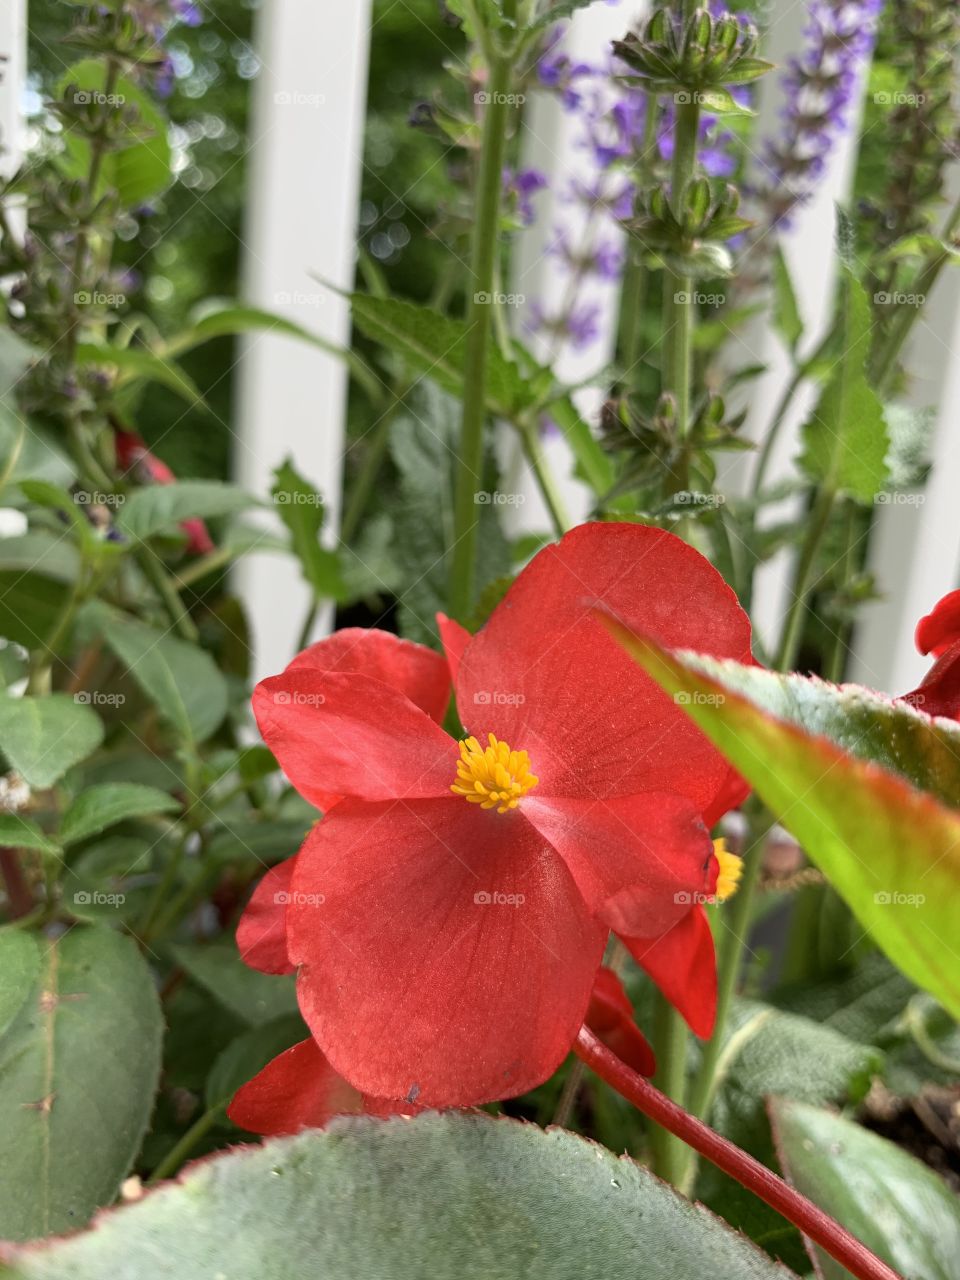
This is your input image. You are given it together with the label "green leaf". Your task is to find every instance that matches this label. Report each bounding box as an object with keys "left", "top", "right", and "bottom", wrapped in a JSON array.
[
  {"left": 697, "top": 997, "right": 880, "bottom": 1270},
  {"left": 205, "top": 1014, "right": 306, "bottom": 1113},
  {"left": 0, "top": 572, "right": 65, "bottom": 650},
  {"left": 59, "top": 783, "right": 179, "bottom": 846},
  {"left": 0, "top": 930, "right": 41, "bottom": 1040},
  {"left": 546, "top": 394, "right": 613, "bottom": 496},
  {"left": 270, "top": 460, "right": 347, "bottom": 601},
  {"left": 601, "top": 617, "right": 960, "bottom": 1021},
  {"left": 56, "top": 61, "right": 171, "bottom": 206},
  {"left": 0, "top": 534, "right": 80, "bottom": 583},
  {"left": 0, "top": 925, "right": 163, "bottom": 1241},
  {"left": 770, "top": 1098, "right": 960, "bottom": 1280},
  {"left": 799, "top": 269, "right": 889, "bottom": 502},
  {"left": 117, "top": 481, "right": 258, "bottom": 543},
  {"left": 162, "top": 301, "right": 385, "bottom": 405},
  {"left": 350, "top": 294, "right": 534, "bottom": 419},
  {"left": 771, "top": 245, "right": 804, "bottom": 354},
  {"left": 1, "top": 1112, "right": 799, "bottom": 1278},
  {"left": 0, "top": 694, "right": 104, "bottom": 789},
  {"left": 85, "top": 603, "right": 227, "bottom": 744},
  {"left": 0, "top": 814, "right": 60, "bottom": 857},
  {"left": 76, "top": 344, "right": 207, "bottom": 411},
  {"left": 170, "top": 942, "right": 299, "bottom": 1026}
]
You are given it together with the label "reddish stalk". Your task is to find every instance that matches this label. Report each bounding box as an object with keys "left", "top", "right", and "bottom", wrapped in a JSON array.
[
  {"left": 574, "top": 1027, "right": 902, "bottom": 1280},
  {"left": 0, "top": 848, "right": 32, "bottom": 920}
]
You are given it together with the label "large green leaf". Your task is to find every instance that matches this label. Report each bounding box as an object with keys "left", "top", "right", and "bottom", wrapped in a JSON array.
[
  {"left": 162, "top": 302, "right": 385, "bottom": 404},
  {"left": 0, "top": 694, "right": 104, "bottom": 789},
  {"left": 84, "top": 603, "right": 227, "bottom": 744},
  {"left": 0, "top": 814, "right": 60, "bottom": 857},
  {"left": 0, "top": 572, "right": 65, "bottom": 650},
  {"left": 0, "top": 929, "right": 41, "bottom": 1040},
  {"left": 799, "top": 269, "right": 888, "bottom": 502},
  {"left": 117, "top": 481, "right": 258, "bottom": 543},
  {"left": 770, "top": 1098, "right": 960, "bottom": 1280},
  {"left": 602, "top": 616, "right": 960, "bottom": 1020},
  {"left": 0, "top": 925, "right": 163, "bottom": 1241},
  {"left": 1, "top": 1112, "right": 798, "bottom": 1278},
  {"left": 76, "top": 345, "right": 206, "bottom": 411},
  {"left": 350, "top": 293, "right": 534, "bottom": 419},
  {"left": 170, "top": 942, "right": 299, "bottom": 1026},
  {"left": 59, "top": 783, "right": 179, "bottom": 846}
]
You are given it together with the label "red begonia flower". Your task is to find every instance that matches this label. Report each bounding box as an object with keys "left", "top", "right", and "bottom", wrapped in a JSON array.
[
  {"left": 586, "top": 967, "right": 656, "bottom": 1076},
  {"left": 903, "top": 590, "right": 960, "bottom": 719},
  {"left": 242, "top": 523, "right": 752, "bottom": 1108},
  {"left": 228, "top": 965, "right": 651, "bottom": 1134},
  {"left": 227, "top": 1037, "right": 417, "bottom": 1136},
  {"left": 114, "top": 428, "right": 214, "bottom": 556}
]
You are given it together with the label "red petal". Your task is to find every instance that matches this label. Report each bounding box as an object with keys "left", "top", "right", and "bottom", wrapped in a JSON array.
[
  {"left": 455, "top": 523, "right": 752, "bottom": 811},
  {"left": 236, "top": 859, "right": 296, "bottom": 975},
  {"left": 522, "top": 791, "right": 715, "bottom": 937},
  {"left": 621, "top": 906, "right": 717, "bottom": 1038},
  {"left": 253, "top": 670, "right": 455, "bottom": 810},
  {"left": 701, "top": 764, "right": 750, "bottom": 828},
  {"left": 586, "top": 968, "right": 656, "bottom": 1076},
  {"left": 287, "top": 797, "right": 605, "bottom": 1107},
  {"left": 436, "top": 613, "right": 472, "bottom": 687},
  {"left": 288, "top": 627, "right": 450, "bottom": 724},
  {"left": 227, "top": 1038, "right": 364, "bottom": 1135},
  {"left": 916, "top": 591, "right": 960, "bottom": 658},
  {"left": 903, "top": 642, "right": 960, "bottom": 720},
  {"left": 181, "top": 516, "right": 214, "bottom": 556}
]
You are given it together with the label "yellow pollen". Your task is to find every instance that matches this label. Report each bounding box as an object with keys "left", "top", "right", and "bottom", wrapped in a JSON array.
[
  {"left": 451, "top": 733, "right": 539, "bottom": 814},
  {"left": 714, "top": 839, "right": 743, "bottom": 902}
]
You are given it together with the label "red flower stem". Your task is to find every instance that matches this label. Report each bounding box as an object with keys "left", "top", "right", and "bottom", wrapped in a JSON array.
[{"left": 574, "top": 1027, "right": 902, "bottom": 1280}]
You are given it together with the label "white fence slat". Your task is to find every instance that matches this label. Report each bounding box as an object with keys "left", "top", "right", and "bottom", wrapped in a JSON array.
[{"left": 235, "top": 0, "right": 372, "bottom": 680}]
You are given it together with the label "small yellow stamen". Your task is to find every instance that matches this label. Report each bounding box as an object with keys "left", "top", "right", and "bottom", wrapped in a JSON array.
[
  {"left": 451, "top": 732, "right": 539, "bottom": 814},
  {"left": 714, "top": 838, "right": 743, "bottom": 902}
]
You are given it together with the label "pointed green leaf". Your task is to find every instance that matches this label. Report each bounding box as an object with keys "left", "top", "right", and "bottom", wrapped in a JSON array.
[
  {"left": 0, "top": 814, "right": 60, "bottom": 857},
  {"left": 349, "top": 294, "right": 534, "bottom": 419},
  {"left": 84, "top": 603, "right": 227, "bottom": 744},
  {"left": 117, "top": 481, "right": 258, "bottom": 543},
  {"left": 799, "top": 270, "right": 888, "bottom": 502},
  {"left": 770, "top": 1098, "right": 960, "bottom": 1280},
  {"left": 601, "top": 614, "right": 960, "bottom": 1020},
  {"left": 772, "top": 245, "right": 804, "bottom": 354},
  {"left": 2, "top": 1113, "right": 798, "bottom": 1278},
  {"left": 0, "top": 926, "right": 163, "bottom": 1241},
  {"left": 60, "top": 783, "right": 180, "bottom": 846},
  {"left": 271, "top": 460, "right": 346, "bottom": 601},
  {"left": 0, "top": 930, "right": 42, "bottom": 1040},
  {"left": 0, "top": 694, "right": 104, "bottom": 789}
]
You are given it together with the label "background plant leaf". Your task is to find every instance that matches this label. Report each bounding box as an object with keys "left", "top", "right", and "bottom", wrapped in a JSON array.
[{"left": 1, "top": 1113, "right": 798, "bottom": 1278}]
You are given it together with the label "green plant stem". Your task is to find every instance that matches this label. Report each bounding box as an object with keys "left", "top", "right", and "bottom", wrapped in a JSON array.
[
  {"left": 750, "top": 366, "right": 803, "bottom": 499},
  {"left": 520, "top": 419, "right": 571, "bottom": 536},
  {"left": 661, "top": 97, "right": 701, "bottom": 485},
  {"left": 648, "top": 987, "right": 690, "bottom": 1183},
  {"left": 448, "top": 52, "right": 514, "bottom": 622},
  {"left": 148, "top": 1106, "right": 221, "bottom": 1183},
  {"left": 680, "top": 813, "right": 773, "bottom": 1192},
  {"left": 137, "top": 548, "right": 199, "bottom": 644},
  {"left": 617, "top": 108, "right": 658, "bottom": 385},
  {"left": 776, "top": 483, "right": 836, "bottom": 672}
]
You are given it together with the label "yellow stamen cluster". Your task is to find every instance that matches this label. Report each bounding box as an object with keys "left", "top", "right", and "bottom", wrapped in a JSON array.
[
  {"left": 714, "top": 838, "right": 743, "bottom": 901},
  {"left": 451, "top": 733, "right": 539, "bottom": 813}
]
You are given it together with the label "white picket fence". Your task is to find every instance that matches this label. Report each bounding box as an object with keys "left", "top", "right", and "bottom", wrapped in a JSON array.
[{"left": 2, "top": 0, "right": 957, "bottom": 692}]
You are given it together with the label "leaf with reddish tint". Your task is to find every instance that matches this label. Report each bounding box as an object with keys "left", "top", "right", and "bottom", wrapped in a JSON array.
[{"left": 601, "top": 613, "right": 960, "bottom": 1021}]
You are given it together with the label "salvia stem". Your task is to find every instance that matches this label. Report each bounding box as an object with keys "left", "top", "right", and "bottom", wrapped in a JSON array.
[
  {"left": 574, "top": 1027, "right": 902, "bottom": 1280},
  {"left": 448, "top": 49, "right": 515, "bottom": 622}
]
